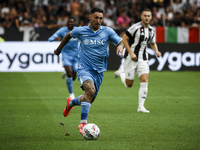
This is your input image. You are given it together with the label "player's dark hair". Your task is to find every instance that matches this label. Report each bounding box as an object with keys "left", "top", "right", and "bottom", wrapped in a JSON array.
[
  {"left": 68, "top": 16, "right": 75, "bottom": 21},
  {"left": 142, "top": 8, "right": 151, "bottom": 13},
  {"left": 91, "top": 7, "right": 104, "bottom": 14}
]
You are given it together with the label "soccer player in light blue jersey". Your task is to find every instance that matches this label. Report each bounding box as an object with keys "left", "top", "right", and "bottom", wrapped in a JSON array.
[
  {"left": 48, "top": 17, "right": 79, "bottom": 99},
  {"left": 54, "top": 8, "right": 124, "bottom": 135}
]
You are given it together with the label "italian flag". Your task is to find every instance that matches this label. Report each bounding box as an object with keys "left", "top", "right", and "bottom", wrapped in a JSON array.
[{"left": 155, "top": 27, "right": 200, "bottom": 43}]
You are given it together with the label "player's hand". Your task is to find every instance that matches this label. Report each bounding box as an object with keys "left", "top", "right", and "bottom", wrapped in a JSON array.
[
  {"left": 54, "top": 49, "right": 60, "bottom": 56},
  {"left": 116, "top": 44, "right": 123, "bottom": 56},
  {"left": 131, "top": 53, "right": 137, "bottom": 61},
  {"left": 156, "top": 51, "right": 161, "bottom": 57}
]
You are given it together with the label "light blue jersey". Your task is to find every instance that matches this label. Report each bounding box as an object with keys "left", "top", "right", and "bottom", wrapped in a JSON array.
[
  {"left": 71, "top": 25, "right": 122, "bottom": 73},
  {"left": 71, "top": 25, "right": 122, "bottom": 97},
  {"left": 48, "top": 26, "right": 79, "bottom": 57},
  {"left": 48, "top": 26, "right": 79, "bottom": 70}
]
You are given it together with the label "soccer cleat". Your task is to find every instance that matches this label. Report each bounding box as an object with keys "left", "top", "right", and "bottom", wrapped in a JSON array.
[
  {"left": 78, "top": 122, "right": 87, "bottom": 135},
  {"left": 114, "top": 69, "right": 121, "bottom": 78},
  {"left": 63, "top": 97, "right": 73, "bottom": 117},
  {"left": 61, "top": 72, "right": 66, "bottom": 79},
  {"left": 137, "top": 106, "right": 150, "bottom": 113}
]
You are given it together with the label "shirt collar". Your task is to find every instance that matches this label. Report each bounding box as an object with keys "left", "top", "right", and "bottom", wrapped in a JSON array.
[{"left": 88, "top": 24, "right": 103, "bottom": 32}]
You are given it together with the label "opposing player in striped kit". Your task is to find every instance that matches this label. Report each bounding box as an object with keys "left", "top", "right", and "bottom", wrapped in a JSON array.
[{"left": 119, "top": 8, "right": 162, "bottom": 113}]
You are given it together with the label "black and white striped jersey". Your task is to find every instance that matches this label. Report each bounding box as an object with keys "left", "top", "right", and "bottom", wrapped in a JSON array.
[{"left": 125, "top": 21, "right": 155, "bottom": 62}]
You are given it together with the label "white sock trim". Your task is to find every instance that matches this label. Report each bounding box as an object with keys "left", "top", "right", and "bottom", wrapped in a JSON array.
[{"left": 80, "top": 120, "right": 87, "bottom": 124}]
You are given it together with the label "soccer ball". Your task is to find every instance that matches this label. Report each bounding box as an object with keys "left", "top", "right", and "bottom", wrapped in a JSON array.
[{"left": 82, "top": 123, "right": 100, "bottom": 140}]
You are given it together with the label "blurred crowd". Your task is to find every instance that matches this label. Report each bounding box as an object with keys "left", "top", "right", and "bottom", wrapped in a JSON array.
[{"left": 0, "top": 0, "right": 200, "bottom": 32}]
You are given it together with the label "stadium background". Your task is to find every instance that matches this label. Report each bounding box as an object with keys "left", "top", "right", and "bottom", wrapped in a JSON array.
[{"left": 0, "top": 0, "right": 200, "bottom": 72}]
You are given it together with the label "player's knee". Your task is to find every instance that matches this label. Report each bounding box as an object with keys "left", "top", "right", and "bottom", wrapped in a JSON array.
[
  {"left": 91, "top": 97, "right": 95, "bottom": 103},
  {"left": 66, "top": 72, "right": 73, "bottom": 78},
  {"left": 126, "top": 83, "right": 133, "bottom": 88},
  {"left": 140, "top": 74, "right": 149, "bottom": 82},
  {"left": 72, "top": 76, "right": 76, "bottom": 81},
  {"left": 85, "top": 89, "right": 96, "bottom": 102},
  {"left": 140, "top": 78, "right": 148, "bottom": 82},
  {"left": 72, "top": 72, "right": 77, "bottom": 81},
  {"left": 126, "top": 80, "right": 134, "bottom": 88},
  {"left": 89, "top": 88, "right": 96, "bottom": 97}
]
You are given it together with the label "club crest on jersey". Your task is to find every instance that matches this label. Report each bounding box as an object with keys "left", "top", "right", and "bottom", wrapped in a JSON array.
[
  {"left": 83, "top": 39, "right": 89, "bottom": 45},
  {"left": 100, "top": 32, "right": 106, "bottom": 38}
]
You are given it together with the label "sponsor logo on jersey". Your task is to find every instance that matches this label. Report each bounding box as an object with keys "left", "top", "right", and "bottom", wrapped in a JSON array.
[{"left": 83, "top": 39, "right": 106, "bottom": 45}]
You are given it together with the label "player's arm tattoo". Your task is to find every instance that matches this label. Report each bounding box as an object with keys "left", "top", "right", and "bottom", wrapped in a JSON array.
[{"left": 82, "top": 80, "right": 96, "bottom": 103}]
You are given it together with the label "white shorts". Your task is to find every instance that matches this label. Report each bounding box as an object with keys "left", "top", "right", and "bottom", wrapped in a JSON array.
[{"left": 123, "top": 57, "right": 150, "bottom": 80}]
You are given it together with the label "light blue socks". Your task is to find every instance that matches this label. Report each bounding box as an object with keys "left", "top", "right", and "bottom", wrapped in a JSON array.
[
  {"left": 66, "top": 77, "right": 73, "bottom": 94},
  {"left": 80, "top": 101, "right": 91, "bottom": 123}
]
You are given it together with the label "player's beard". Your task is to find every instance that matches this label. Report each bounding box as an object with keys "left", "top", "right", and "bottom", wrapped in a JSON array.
[
  {"left": 95, "top": 24, "right": 100, "bottom": 29},
  {"left": 68, "top": 25, "right": 74, "bottom": 30},
  {"left": 92, "top": 23, "right": 100, "bottom": 31}
]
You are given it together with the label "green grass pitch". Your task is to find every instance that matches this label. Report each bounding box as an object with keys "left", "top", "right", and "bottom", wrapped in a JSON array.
[{"left": 0, "top": 71, "right": 200, "bottom": 150}]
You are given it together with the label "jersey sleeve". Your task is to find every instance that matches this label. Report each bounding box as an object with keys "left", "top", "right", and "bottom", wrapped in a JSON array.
[
  {"left": 48, "top": 28, "right": 64, "bottom": 42},
  {"left": 150, "top": 29, "right": 156, "bottom": 43},
  {"left": 126, "top": 24, "right": 137, "bottom": 38},
  {"left": 107, "top": 27, "right": 122, "bottom": 45},
  {"left": 70, "top": 27, "right": 80, "bottom": 38}
]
